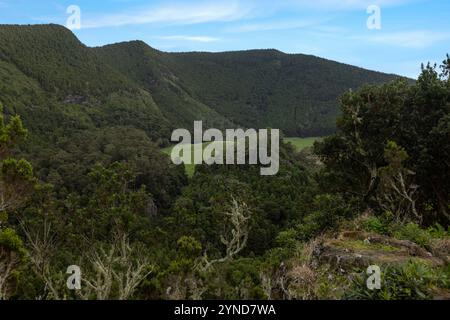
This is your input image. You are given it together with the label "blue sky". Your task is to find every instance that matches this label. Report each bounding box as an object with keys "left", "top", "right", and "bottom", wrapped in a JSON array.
[{"left": 0, "top": 0, "right": 449, "bottom": 78}]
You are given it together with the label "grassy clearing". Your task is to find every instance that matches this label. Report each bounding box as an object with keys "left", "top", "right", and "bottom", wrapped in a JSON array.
[
  {"left": 284, "top": 137, "right": 322, "bottom": 151},
  {"left": 162, "top": 142, "right": 209, "bottom": 177},
  {"left": 162, "top": 137, "right": 322, "bottom": 177},
  {"left": 332, "top": 240, "right": 399, "bottom": 252}
]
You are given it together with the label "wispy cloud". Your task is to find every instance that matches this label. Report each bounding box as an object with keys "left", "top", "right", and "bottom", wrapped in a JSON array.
[
  {"left": 225, "top": 19, "right": 323, "bottom": 33},
  {"left": 274, "top": 0, "right": 420, "bottom": 10},
  {"left": 82, "top": 1, "right": 252, "bottom": 29},
  {"left": 159, "top": 35, "right": 220, "bottom": 43},
  {"left": 360, "top": 30, "right": 450, "bottom": 48}
]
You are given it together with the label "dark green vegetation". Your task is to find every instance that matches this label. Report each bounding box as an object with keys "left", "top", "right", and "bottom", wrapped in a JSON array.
[
  {"left": 0, "top": 24, "right": 448, "bottom": 300},
  {"left": 95, "top": 40, "right": 399, "bottom": 137},
  {"left": 0, "top": 24, "right": 399, "bottom": 142}
]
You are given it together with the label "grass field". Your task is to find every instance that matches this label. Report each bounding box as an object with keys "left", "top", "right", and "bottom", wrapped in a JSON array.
[
  {"left": 162, "top": 137, "right": 322, "bottom": 177},
  {"left": 284, "top": 137, "right": 321, "bottom": 151}
]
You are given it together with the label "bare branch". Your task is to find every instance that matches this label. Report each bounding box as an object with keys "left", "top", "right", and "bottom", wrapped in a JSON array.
[{"left": 196, "top": 197, "right": 251, "bottom": 272}]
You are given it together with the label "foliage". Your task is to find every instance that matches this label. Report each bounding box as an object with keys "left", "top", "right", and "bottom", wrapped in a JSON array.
[
  {"left": 346, "top": 260, "right": 449, "bottom": 300},
  {"left": 315, "top": 57, "right": 450, "bottom": 225},
  {"left": 377, "top": 141, "right": 420, "bottom": 223},
  {"left": 393, "top": 223, "right": 432, "bottom": 248},
  {"left": 362, "top": 216, "right": 389, "bottom": 235},
  {"left": 296, "top": 194, "right": 356, "bottom": 240},
  {"left": 0, "top": 227, "right": 26, "bottom": 259}
]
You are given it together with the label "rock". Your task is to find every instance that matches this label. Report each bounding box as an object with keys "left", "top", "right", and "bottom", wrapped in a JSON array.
[{"left": 312, "top": 231, "right": 446, "bottom": 271}]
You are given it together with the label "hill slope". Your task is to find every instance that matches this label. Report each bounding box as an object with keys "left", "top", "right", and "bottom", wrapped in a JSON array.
[
  {"left": 0, "top": 23, "right": 401, "bottom": 144},
  {"left": 94, "top": 41, "right": 232, "bottom": 130},
  {"left": 0, "top": 24, "right": 170, "bottom": 145},
  {"left": 164, "top": 49, "right": 399, "bottom": 136},
  {"left": 95, "top": 43, "right": 400, "bottom": 136}
]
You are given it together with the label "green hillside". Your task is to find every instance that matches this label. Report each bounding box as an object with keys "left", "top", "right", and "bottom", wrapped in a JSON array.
[
  {"left": 0, "top": 24, "right": 402, "bottom": 191},
  {"left": 0, "top": 24, "right": 170, "bottom": 144},
  {"left": 94, "top": 41, "right": 232, "bottom": 130},
  {"left": 95, "top": 42, "right": 400, "bottom": 137},
  {"left": 0, "top": 24, "right": 404, "bottom": 195},
  {"left": 0, "top": 24, "right": 135, "bottom": 96},
  {"left": 166, "top": 50, "right": 399, "bottom": 136},
  {"left": 0, "top": 24, "right": 401, "bottom": 145}
]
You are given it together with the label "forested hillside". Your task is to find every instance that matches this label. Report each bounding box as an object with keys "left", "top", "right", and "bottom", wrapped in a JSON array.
[
  {"left": 0, "top": 24, "right": 399, "bottom": 193},
  {"left": 0, "top": 24, "right": 399, "bottom": 142},
  {"left": 95, "top": 40, "right": 400, "bottom": 136},
  {"left": 164, "top": 49, "right": 399, "bottom": 136},
  {"left": 94, "top": 41, "right": 232, "bottom": 130}
]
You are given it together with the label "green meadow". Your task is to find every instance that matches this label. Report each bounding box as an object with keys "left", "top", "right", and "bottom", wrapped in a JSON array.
[
  {"left": 284, "top": 137, "right": 322, "bottom": 150},
  {"left": 163, "top": 137, "right": 321, "bottom": 177}
]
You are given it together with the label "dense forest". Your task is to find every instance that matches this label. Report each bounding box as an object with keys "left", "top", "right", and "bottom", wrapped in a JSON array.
[{"left": 0, "top": 24, "right": 449, "bottom": 300}]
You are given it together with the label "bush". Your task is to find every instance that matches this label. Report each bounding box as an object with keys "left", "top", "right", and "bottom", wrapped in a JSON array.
[
  {"left": 394, "top": 223, "right": 432, "bottom": 248},
  {"left": 362, "top": 216, "right": 389, "bottom": 234},
  {"left": 177, "top": 236, "right": 202, "bottom": 258},
  {"left": 275, "top": 229, "right": 298, "bottom": 248},
  {"left": 427, "top": 224, "right": 450, "bottom": 238},
  {"left": 297, "top": 194, "right": 355, "bottom": 240},
  {"left": 345, "top": 260, "right": 446, "bottom": 300}
]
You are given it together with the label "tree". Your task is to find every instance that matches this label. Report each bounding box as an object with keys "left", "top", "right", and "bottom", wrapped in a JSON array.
[
  {"left": 377, "top": 141, "right": 420, "bottom": 223},
  {"left": 0, "top": 104, "right": 28, "bottom": 158},
  {"left": 0, "top": 106, "right": 34, "bottom": 212},
  {"left": 0, "top": 228, "right": 26, "bottom": 299},
  {"left": 78, "top": 233, "right": 153, "bottom": 300},
  {"left": 20, "top": 219, "right": 63, "bottom": 300},
  {"left": 315, "top": 56, "right": 450, "bottom": 225},
  {"left": 315, "top": 80, "right": 409, "bottom": 201},
  {"left": 0, "top": 108, "right": 35, "bottom": 299},
  {"left": 196, "top": 198, "right": 251, "bottom": 272}
]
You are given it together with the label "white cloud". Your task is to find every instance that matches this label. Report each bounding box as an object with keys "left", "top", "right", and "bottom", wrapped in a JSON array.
[
  {"left": 159, "top": 35, "right": 220, "bottom": 43},
  {"left": 361, "top": 31, "right": 450, "bottom": 48},
  {"left": 82, "top": 1, "right": 252, "bottom": 29},
  {"left": 226, "top": 19, "right": 323, "bottom": 32}
]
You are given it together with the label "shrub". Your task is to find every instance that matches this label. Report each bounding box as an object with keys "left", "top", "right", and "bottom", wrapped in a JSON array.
[
  {"left": 345, "top": 260, "right": 444, "bottom": 300},
  {"left": 427, "top": 224, "right": 450, "bottom": 238},
  {"left": 296, "top": 194, "right": 355, "bottom": 240},
  {"left": 394, "top": 223, "right": 432, "bottom": 248},
  {"left": 275, "top": 229, "right": 298, "bottom": 249},
  {"left": 177, "top": 236, "right": 202, "bottom": 257},
  {"left": 362, "top": 216, "right": 389, "bottom": 234}
]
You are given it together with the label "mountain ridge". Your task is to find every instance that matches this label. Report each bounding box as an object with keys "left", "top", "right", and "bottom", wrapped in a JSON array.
[
  {"left": 0, "top": 24, "right": 402, "bottom": 141},
  {"left": 95, "top": 40, "right": 400, "bottom": 80}
]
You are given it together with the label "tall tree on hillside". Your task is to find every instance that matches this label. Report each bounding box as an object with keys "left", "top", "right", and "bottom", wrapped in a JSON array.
[
  {"left": 0, "top": 105, "right": 35, "bottom": 299},
  {"left": 315, "top": 56, "right": 450, "bottom": 225}
]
